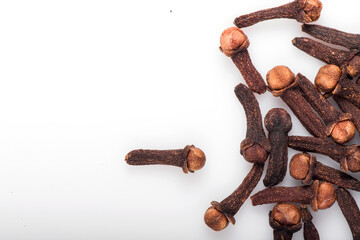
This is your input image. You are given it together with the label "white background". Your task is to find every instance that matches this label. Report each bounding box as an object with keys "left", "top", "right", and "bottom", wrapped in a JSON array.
[{"left": 0, "top": 0, "right": 359, "bottom": 239}]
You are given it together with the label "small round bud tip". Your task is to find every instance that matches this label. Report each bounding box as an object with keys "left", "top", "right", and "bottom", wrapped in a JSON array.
[
  {"left": 301, "top": 0, "right": 323, "bottom": 21},
  {"left": 242, "top": 144, "right": 268, "bottom": 164},
  {"left": 331, "top": 120, "right": 356, "bottom": 144},
  {"left": 264, "top": 108, "right": 292, "bottom": 132},
  {"left": 219, "top": 27, "right": 249, "bottom": 57},
  {"left": 289, "top": 153, "right": 311, "bottom": 180},
  {"left": 315, "top": 65, "right": 341, "bottom": 93},
  {"left": 272, "top": 204, "right": 301, "bottom": 226},
  {"left": 204, "top": 206, "right": 229, "bottom": 231},
  {"left": 187, "top": 147, "right": 206, "bottom": 172},
  {"left": 317, "top": 182, "right": 336, "bottom": 210},
  {"left": 347, "top": 149, "right": 360, "bottom": 173},
  {"left": 266, "top": 66, "right": 295, "bottom": 91}
]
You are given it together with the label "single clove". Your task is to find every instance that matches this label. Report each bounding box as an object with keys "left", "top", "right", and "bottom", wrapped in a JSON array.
[
  {"left": 292, "top": 37, "right": 360, "bottom": 77},
  {"left": 251, "top": 180, "right": 336, "bottom": 211},
  {"left": 300, "top": 204, "right": 320, "bottom": 240},
  {"left": 269, "top": 204, "right": 302, "bottom": 240},
  {"left": 125, "top": 145, "right": 206, "bottom": 173},
  {"left": 234, "top": 83, "right": 271, "bottom": 164},
  {"left": 302, "top": 23, "right": 360, "bottom": 50},
  {"left": 204, "top": 163, "right": 264, "bottom": 231},
  {"left": 288, "top": 136, "right": 360, "bottom": 172},
  {"left": 336, "top": 188, "right": 360, "bottom": 240},
  {"left": 297, "top": 73, "right": 355, "bottom": 143},
  {"left": 266, "top": 66, "right": 327, "bottom": 138},
  {"left": 263, "top": 108, "right": 292, "bottom": 187},
  {"left": 334, "top": 95, "right": 360, "bottom": 133},
  {"left": 289, "top": 153, "right": 360, "bottom": 191},
  {"left": 234, "top": 0, "right": 322, "bottom": 28},
  {"left": 220, "top": 27, "right": 267, "bottom": 94}
]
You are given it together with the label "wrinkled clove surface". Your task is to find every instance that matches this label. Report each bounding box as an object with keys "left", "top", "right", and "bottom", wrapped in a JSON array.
[
  {"left": 234, "top": 0, "right": 322, "bottom": 28},
  {"left": 235, "top": 84, "right": 271, "bottom": 163},
  {"left": 266, "top": 66, "right": 327, "bottom": 138},
  {"left": 251, "top": 180, "right": 336, "bottom": 211},
  {"left": 302, "top": 24, "right": 360, "bottom": 50},
  {"left": 288, "top": 136, "right": 360, "bottom": 172},
  {"left": 263, "top": 108, "right": 292, "bottom": 187},
  {"left": 269, "top": 204, "right": 302, "bottom": 240},
  {"left": 220, "top": 27, "right": 266, "bottom": 94},
  {"left": 336, "top": 188, "right": 360, "bottom": 240},
  {"left": 334, "top": 95, "right": 360, "bottom": 133},
  {"left": 125, "top": 145, "right": 206, "bottom": 173},
  {"left": 290, "top": 153, "right": 360, "bottom": 191},
  {"left": 204, "top": 163, "right": 264, "bottom": 231},
  {"left": 300, "top": 205, "right": 320, "bottom": 240}
]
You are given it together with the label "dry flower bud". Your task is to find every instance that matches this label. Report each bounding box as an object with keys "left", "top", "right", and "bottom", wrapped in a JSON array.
[
  {"left": 289, "top": 153, "right": 311, "bottom": 180},
  {"left": 266, "top": 66, "right": 295, "bottom": 90},
  {"left": 300, "top": 0, "right": 322, "bottom": 22},
  {"left": 204, "top": 206, "right": 229, "bottom": 231},
  {"left": 242, "top": 143, "right": 269, "bottom": 164},
  {"left": 331, "top": 120, "right": 356, "bottom": 144},
  {"left": 220, "top": 27, "right": 249, "bottom": 57},
  {"left": 272, "top": 204, "right": 301, "bottom": 226},
  {"left": 317, "top": 181, "right": 336, "bottom": 210},
  {"left": 315, "top": 64, "right": 341, "bottom": 93},
  {"left": 186, "top": 147, "right": 206, "bottom": 171}
]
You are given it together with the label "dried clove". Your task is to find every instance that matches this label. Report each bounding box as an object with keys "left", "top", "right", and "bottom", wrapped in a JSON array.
[
  {"left": 263, "top": 108, "right": 292, "bottom": 187},
  {"left": 334, "top": 95, "right": 360, "bottom": 133},
  {"left": 125, "top": 145, "right": 206, "bottom": 173},
  {"left": 220, "top": 27, "right": 266, "bottom": 94},
  {"left": 204, "top": 163, "right": 264, "bottom": 231},
  {"left": 251, "top": 180, "right": 336, "bottom": 211},
  {"left": 289, "top": 153, "right": 360, "bottom": 191},
  {"left": 302, "top": 23, "right": 360, "bottom": 50},
  {"left": 292, "top": 37, "right": 360, "bottom": 77},
  {"left": 234, "top": 83, "right": 271, "bottom": 163},
  {"left": 269, "top": 204, "right": 302, "bottom": 240},
  {"left": 300, "top": 204, "right": 320, "bottom": 240},
  {"left": 314, "top": 64, "right": 342, "bottom": 94},
  {"left": 297, "top": 73, "right": 355, "bottom": 143},
  {"left": 266, "top": 66, "right": 327, "bottom": 138},
  {"left": 234, "top": 0, "right": 322, "bottom": 28},
  {"left": 336, "top": 188, "right": 360, "bottom": 240},
  {"left": 288, "top": 135, "right": 360, "bottom": 172}
]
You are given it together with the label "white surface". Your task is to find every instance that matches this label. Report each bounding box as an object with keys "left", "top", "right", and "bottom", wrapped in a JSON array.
[{"left": 0, "top": 0, "right": 359, "bottom": 239}]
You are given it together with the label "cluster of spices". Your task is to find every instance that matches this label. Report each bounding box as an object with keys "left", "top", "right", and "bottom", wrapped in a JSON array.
[{"left": 125, "top": 0, "right": 360, "bottom": 239}]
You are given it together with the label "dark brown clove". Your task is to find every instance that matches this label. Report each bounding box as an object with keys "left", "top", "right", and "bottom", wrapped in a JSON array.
[
  {"left": 334, "top": 95, "right": 360, "bottom": 133},
  {"left": 234, "top": 0, "right": 322, "bottom": 28},
  {"left": 300, "top": 204, "right": 320, "bottom": 240},
  {"left": 336, "top": 188, "right": 360, "bottom": 240},
  {"left": 251, "top": 180, "right": 336, "bottom": 211},
  {"left": 302, "top": 24, "right": 360, "bottom": 50},
  {"left": 266, "top": 66, "right": 327, "bottom": 138},
  {"left": 234, "top": 83, "right": 271, "bottom": 163},
  {"left": 204, "top": 163, "right": 264, "bottom": 231},
  {"left": 289, "top": 153, "right": 360, "bottom": 191},
  {"left": 269, "top": 204, "right": 302, "bottom": 240},
  {"left": 220, "top": 27, "right": 266, "bottom": 94},
  {"left": 297, "top": 73, "right": 355, "bottom": 143},
  {"left": 263, "top": 108, "right": 292, "bottom": 187},
  {"left": 288, "top": 136, "right": 360, "bottom": 173},
  {"left": 292, "top": 37, "right": 360, "bottom": 77},
  {"left": 125, "top": 145, "right": 206, "bottom": 173}
]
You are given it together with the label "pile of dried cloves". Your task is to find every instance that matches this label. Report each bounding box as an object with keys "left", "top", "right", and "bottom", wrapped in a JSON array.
[{"left": 126, "top": 0, "right": 360, "bottom": 239}]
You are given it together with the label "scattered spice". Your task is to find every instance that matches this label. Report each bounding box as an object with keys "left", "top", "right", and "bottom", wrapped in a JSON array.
[
  {"left": 234, "top": 0, "right": 322, "bottom": 28},
  {"left": 269, "top": 204, "right": 302, "bottom": 240},
  {"left": 251, "top": 180, "right": 336, "bottom": 211},
  {"left": 334, "top": 95, "right": 360, "bottom": 133},
  {"left": 336, "top": 188, "right": 360, "bottom": 240},
  {"left": 125, "top": 145, "right": 206, "bottom": 173},
  {"left": 289, "top": 153, "right": 360, "bottom": 191},
  {"left": 220, "top": 27, "right": 266, "bottom": 94},
  {"left": 204, "top": 163, "right": 264, "bottom": 231},
  {"left": 266, "top": 66, "right": 327, "bottom": 138},
  {"left": 263, "top": 108, "right": 292, "bottom": 187},
  {"left": 288, "top": 136, "right": 360, "bottom": 172},
  {"left": 300, "top": 204, "right": 320, "bottom": 240},
  {"left": 234, "top": 83, "right": 271, "bottom": 163}
]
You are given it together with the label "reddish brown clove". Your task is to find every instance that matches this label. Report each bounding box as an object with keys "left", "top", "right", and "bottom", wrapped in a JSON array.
[
  {"left": 263, "top": 108, "right": 292, "bottom": 187},
  {"left": 234, "top": 0, "right": 322, "bottom": 28},
  {"left": 302, "top": 24, "right": 360, "bottom": 50},
  {"left": 269, "top": 204, "right": 302, "bottom": 240},
  {"left": 297, "top": 73, "right": 355, "bottom": 143},
  {"left": 300, "top": 205, "right": 320, "bottom": 240},
  {"left": 334, "top": 95, "right": 360, "bottom": 133},
  {"left": 234, "top": 84, "right": 271, "bottom": 164},
  {"left": 220, "top": 27, "right": 267, "bottom": 94},
  {"left": 204, "top": 163, "right": 264, "bottom": 231},
  {"left": 314, "top": 64, "right": 342, "bottom": 94},
  {"left": 289, "top": 153, "right": 360, "bottom": 191},
  {"left": 125, "top": 145, "right": 206, "bottom": 173},
  {"left": 266, "top": 66, "right": 327, "bottom": 138},
  {"left": 251, "top": 180, "right": 336, "bottom": 211},
  {"left": 288, "top": 136, "right": 360, "bottom": 173},
  {"left": 336, "top": 188, "right": 360, "bottom": 240}
]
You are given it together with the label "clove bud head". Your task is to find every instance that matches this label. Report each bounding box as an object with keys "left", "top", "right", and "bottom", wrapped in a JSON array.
[
  {"left": 331, "top": 120, "right": 356, "bottom": 144},
  {"left": 219, "top": 27, "right": 250, "bottom": 57},
  {"left": 204, "top": 206, "right": 229, "bottom": 231},
  {"left": 242, "top": 143, "right": 269, "bottom": 164},
  {"left": 314, "top": 65, "right": 341, "bottom": 93},
  {"left": 289, "top": 153, "right": 310, "bottom": 181},
  {"left": 272, "top": 204, "right": 301, "bottom": 226},
  {"left": 347, "top": 148, "right": 360, "bottom": 173},
  {"left": 317, "top": 181, "right": 336, "bottom": 210},
  {"left": 346, "top": 55, "right": 360, "bottom": 77},
  {"left": 264, "top": 108, "right": 292, "bottom": 132},
  {"left": 299, "top": 0, "right": 322, "bottom": 22},
  {"left": 266, "top": 66, "right": 295, "bottom": 91},
  {"left": 186, "top": 147, "right": 206, "bottom": 172}
]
